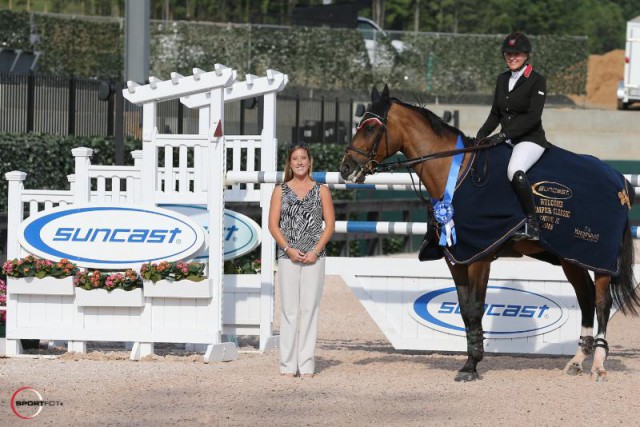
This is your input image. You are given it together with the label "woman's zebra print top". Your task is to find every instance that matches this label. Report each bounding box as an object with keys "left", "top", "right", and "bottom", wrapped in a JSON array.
[{"left": 276, "top": 182, "right": 326, "bottom": 260}]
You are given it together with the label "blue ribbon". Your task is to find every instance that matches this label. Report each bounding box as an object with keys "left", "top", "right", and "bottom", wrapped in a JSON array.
[{"left": 433, "top": 135, "right": 464, "bottom": 247}]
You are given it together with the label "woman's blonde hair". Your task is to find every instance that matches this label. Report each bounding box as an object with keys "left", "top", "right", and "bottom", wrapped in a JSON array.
[{"left": 283, "top": 143, "right": 314, "bottom": 182}]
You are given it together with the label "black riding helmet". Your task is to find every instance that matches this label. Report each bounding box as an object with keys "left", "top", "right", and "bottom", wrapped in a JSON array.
[{"left": 501, "top": 32, "right": 532, "bottom": 54}]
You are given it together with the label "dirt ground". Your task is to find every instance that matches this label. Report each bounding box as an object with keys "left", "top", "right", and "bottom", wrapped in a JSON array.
[
  {"left": 569, "top": 49, "right": 624, "bottom": 109},
  {"left": 1, "top": 261, "right": 640, "bottom": 426}
]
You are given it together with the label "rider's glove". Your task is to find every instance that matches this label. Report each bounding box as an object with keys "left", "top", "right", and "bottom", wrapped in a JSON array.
[{"left": 482, "top": 132, "right": 508, "bottom": 146}]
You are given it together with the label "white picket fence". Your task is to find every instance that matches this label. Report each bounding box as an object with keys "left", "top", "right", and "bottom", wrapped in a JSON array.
[{"left": 3, "top": 65, "right": 287, "bottom": 360}]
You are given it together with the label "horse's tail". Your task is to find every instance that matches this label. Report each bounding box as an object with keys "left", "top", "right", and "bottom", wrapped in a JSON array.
[{"left": 611, "top": 180, "right": 640, "bottom": 316}]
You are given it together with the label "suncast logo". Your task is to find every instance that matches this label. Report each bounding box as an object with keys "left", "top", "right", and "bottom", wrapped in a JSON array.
[
  {"left": 411, "top": 285, "right": 568, "bottom": 338},
  {"left": 18, "top": 205, "right": 205, "bottom": 269},
  {"left": 532, "top": 181, "right": 573, "bottom": 200},
  {"left": 161, "top": 205, "right": 261, "bottom": 261}
]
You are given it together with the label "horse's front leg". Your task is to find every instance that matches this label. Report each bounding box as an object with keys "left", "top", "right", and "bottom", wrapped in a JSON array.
[
  {"left": 591, "top": 273, "right": 613, "bottom": 382},
  {"left": 448, "top": 260, "right": 491, "bottom": 382}
]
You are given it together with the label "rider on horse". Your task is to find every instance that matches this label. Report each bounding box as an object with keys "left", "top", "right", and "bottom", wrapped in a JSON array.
[{"left": 477, "top": 32, "right": 550, "bottom": 240}]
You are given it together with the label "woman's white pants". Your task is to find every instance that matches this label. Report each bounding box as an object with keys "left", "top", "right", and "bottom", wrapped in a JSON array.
[{"left": 277, "top": 257, "right": 326, "bottom": 375}]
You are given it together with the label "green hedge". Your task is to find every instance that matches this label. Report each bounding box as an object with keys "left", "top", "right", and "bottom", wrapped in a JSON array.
[
  {"left": 0, "top": 10, "right": 30, "bottom": 49},
  {"left": 0, "top": 11, "right": 586, "bottom": 95},
  {"left": 0, "top": 133, "right": 140, "bottom": 212},
  {"left": 392, "top": 33, "right": 587, "bottom": 96},
  {"left": 33, "top": 14, "right": 124, "bottom": 79}
]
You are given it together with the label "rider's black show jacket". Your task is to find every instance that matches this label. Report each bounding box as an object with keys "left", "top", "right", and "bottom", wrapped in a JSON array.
[{"left": 476, "top": 64, "right": 550, "bottom": 148}]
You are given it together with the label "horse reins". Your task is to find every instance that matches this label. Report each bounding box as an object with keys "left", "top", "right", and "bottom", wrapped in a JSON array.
[{"left": 373, "top": 140, "right": 502, "bottom": 173}]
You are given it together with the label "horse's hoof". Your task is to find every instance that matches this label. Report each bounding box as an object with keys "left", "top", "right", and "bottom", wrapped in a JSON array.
[
  {"left": 454, "top": 371, "right": 479, "bottom": 382},
  {"left": 590, "top": 368, "right": 608, "bottom": 382},
  {"left": 564, "top": 363, "right": 583, "bottom": 376}
]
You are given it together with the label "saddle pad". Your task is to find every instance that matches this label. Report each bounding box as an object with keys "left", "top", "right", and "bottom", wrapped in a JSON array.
[{"left": 444, "top": 143, "right": 631, "bottom": 275}]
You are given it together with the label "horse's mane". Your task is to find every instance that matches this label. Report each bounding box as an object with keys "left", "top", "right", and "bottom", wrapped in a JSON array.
[{"left": 390, "top": 97, "right": 466, "bottom": 140}]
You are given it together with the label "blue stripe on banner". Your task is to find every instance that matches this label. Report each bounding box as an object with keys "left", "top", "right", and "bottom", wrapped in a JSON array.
[
  {"left": 632, "top": 226, "right": 640, "bottom": 238},
  {"left": 346, "top": 221, "right": 378, "bottom": 233},
  {"left": 312, "top": 172, "right": 327, "bottom": 183},
  {"left": 345, "top": 184, "right": 376, "bottom": 189}
]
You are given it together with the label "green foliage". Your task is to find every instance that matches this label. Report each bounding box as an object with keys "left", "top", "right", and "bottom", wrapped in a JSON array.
[
  {"left": 151, "top": 21, "right": 587, "bottom": 95},
  {"left": 2, "top": 255, "right": 78, "bottom": 278},
  {"left": 140, "top": 261, "right": 206, "bottom": 283},
  {"left": 0, "top": 133, "right": 141, "bottom": 212},
  {"left": 151, "top": 21, "right": 251, "bottom": 80},
  {"left": 224, "top": 258, "right": 262, "bottom": 274},
  {"left": 150, "top": 23, "right": 372, "bottom": 90},
  {"left": 0, "top": 9, "right": 30, "bottom": 49},
  {"left": 393, "top": 33, "right": 587, "bottom": 96},
  {"left": 0, "top": 10, "right": 587, "bottom": 95},
  {"left": 382, "top": 237, "right": 404, "bottom": 254},
  {"left": 74, "top": 269, "right": 142, "bottom": 291},
  {"left": 4, "top": 0, "right": 640, "bottom": 54},
  {"left": 32, "top": 13, "right": 124, "bottom": 79}
]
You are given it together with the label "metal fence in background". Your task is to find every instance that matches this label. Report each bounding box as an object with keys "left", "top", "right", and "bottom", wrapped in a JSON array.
[{"left": 0, "top": 72, "right": 363, "bottom": 154}]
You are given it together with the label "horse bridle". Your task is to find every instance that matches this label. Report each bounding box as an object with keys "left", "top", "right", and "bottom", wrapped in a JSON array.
[{"left": 345, "top": 111, "right": 389, "bottom": 175}]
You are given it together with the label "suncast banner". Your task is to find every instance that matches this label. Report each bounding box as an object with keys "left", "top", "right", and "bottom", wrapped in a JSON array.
[
  {"left": 161, "top": 205, "right": 261, "bottom": 261},
  {"left": 411, "top": 285, "right": 569, "bottom": 339},
  {"left": 18, "top": 205, "right": 206, "bottom": 269}
]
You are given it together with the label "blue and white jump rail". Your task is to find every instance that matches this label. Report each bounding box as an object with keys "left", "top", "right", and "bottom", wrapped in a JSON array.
[
  {"left": 228, "top": 171, "right": 640, "bottom": 238},
  {"left": 228, "top": 171, "right": 640, "bottom": 195}
]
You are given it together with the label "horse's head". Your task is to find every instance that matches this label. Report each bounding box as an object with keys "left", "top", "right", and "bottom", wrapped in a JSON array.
[{"left": 340, "top": 85, "right": 402, "bottom": 182}]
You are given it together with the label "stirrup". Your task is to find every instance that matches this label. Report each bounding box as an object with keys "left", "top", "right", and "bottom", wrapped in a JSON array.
[
  {"left": 513, "top": 221, "right": 539, "bottom": 241},
  {"left": 523, "top": 221, "right": 540, "bottom": 240}
]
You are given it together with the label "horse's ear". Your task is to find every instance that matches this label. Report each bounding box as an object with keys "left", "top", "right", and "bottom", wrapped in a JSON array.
[
  {"left": 381, "top": 84, "right": 390, "bottom": 102},
  {"left": 371, "top": 86, "right": 380, "bottom": 103}
]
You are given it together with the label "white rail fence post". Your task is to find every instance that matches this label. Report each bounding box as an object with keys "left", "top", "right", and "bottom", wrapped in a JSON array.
[
  {"left": 4, "top": 171, "right": 27, "bottom": 355},
  {"left": 71, "top": 147, "right": 92, "bottom": 203}
]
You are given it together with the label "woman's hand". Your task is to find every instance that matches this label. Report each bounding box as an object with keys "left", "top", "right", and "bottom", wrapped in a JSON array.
[
  {"left": 300, "top": 251, "right": 318, "bottom": 264},
  {"left": 287, "top": 248, "right": 307, "bottom": 263}
]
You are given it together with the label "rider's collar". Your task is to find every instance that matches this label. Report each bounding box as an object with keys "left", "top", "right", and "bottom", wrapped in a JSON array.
[{"left": 510, "top": 65, "right": 526, "bottom": 79}]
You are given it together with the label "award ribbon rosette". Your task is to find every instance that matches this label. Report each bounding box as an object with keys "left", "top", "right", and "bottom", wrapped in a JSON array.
[{"left": 434, "top": 135, "right": 464, "bottom": 247}]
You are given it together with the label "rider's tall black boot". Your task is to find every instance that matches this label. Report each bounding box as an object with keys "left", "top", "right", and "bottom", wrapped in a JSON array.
[{"left": 511, "top": 170, "right": 540, "bottom": 240}]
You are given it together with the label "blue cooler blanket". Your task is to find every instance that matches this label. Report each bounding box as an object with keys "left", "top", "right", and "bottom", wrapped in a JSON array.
[{"left": 443, "top": 143, "right": 632, "bottom": 275}]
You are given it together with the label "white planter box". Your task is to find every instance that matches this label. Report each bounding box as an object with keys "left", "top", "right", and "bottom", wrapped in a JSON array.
[
  {"left": 143, "top": 279, "right": 211, "bottom": 298},
  {"left": 9, "top": 276, "right": 75, "bottom": 295},
  {"left": 74, "top": 288, "right": 144, "bottom": 307}
]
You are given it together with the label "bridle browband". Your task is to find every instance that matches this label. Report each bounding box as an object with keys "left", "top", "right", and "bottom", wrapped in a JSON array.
[{"left": 346, "top": 102, "right": 502, "bottom": 174}]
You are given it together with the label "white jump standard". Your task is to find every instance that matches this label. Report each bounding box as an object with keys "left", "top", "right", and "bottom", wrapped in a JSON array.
[{"left": 3, "top": 65, "right": 287, "bottom": 361}]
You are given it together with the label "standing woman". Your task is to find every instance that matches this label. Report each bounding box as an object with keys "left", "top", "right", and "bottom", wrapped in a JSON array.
[
  {"left": 268, "top": 143, "right": 335, "bottom": 377},
  {"left": 476, "top": 32, "right": 550, "bottom": 240}
]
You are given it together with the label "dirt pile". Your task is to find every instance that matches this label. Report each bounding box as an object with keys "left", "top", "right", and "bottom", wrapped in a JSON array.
[{"left": 571, "top": 49, "right": 624, "bottom": 109}]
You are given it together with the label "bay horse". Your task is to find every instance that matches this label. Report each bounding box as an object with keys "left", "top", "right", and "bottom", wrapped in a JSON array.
[{"left": 340, "top": 85, "right": 640, "bottom": 382}]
